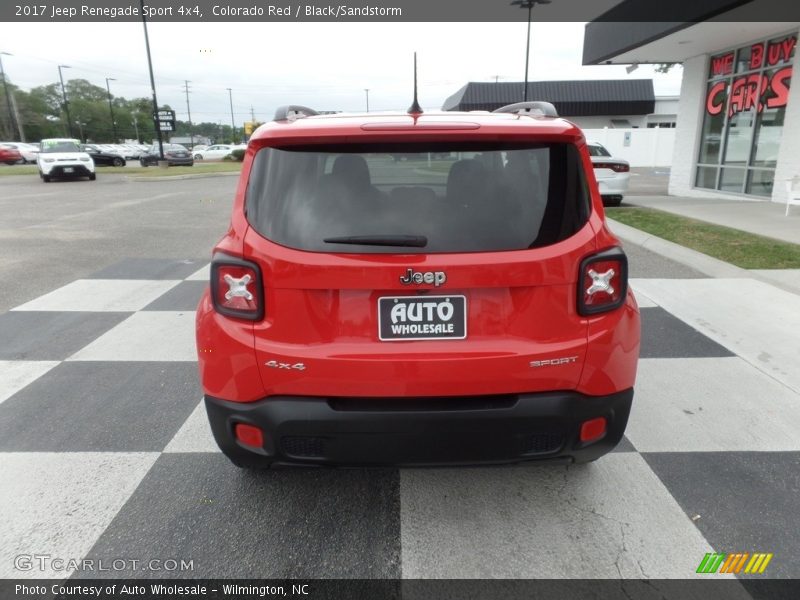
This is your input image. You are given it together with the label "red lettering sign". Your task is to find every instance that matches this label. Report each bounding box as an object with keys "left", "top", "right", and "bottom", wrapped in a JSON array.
[
  {"left": 706, "top": 81, "right": 727, "bottom": 116},
  {"left": 711, "top": 52, "right": 734, "bottom": 76},
  {"left": 766, "top": 66, "right": 792, "bottom": 109},
  {"left": 782, "top": 37, "right": 796, "bottom": 62},
  {"left": 705, "top": 65, "right": 793, "bottom": 116},
  {"left": 750, "top": 43, "right": 764, "bottom": 70}
]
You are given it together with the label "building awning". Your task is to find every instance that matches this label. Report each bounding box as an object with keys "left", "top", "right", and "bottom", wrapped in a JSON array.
[
  {"left": 442, "top": 80, "right": 655, "bottom": 116},
  {"left": 583, "top": 0, "right": 800, "bottom": 65}
]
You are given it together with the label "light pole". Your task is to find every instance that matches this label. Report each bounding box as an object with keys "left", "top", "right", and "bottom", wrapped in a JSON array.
[
  {"left": 0, "top": 52, "right": 17, "bottom": 141},
  {"left": 364, "top": 88, "right": 370, "bottom": 112},
  {"left": 105, "top": 77, "right": 118, "bottom": 142},
  {"left": 226, "top": 88, "right": 235, "bottom": 143},
  {"left": 510, "top": 0, "right": 550, "bottom": 102},
  {"left": 58, "top": 64, "right": 74, "bottom": 138},
  {"left": 140, "top": 0, "right": 164, "bottom": 159},
  {"left": 132, "top": 111, "right": 140, "bottom": 142}
]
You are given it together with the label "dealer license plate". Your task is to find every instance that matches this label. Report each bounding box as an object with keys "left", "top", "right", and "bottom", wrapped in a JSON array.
[
  {"left": 63, "top": 167, "right": 74, "bottom": 173},
  {"left": 378, "top": 295, "right": 467, "bottom": 341}
]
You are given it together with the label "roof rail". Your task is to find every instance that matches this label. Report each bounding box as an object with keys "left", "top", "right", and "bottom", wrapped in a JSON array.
[
  {"left": 273, "top": 105, "right": 319, "bottom": 122},
  {"left": 492, "top": 101, "right": 558, "bottom": 117}
]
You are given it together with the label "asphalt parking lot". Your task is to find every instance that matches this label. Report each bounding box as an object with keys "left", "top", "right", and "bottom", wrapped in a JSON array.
[{"left": 1, "top": 170, "right": 799, "bottom": 588}]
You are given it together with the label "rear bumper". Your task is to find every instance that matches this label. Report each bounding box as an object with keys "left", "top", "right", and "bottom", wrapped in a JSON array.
[
  {"left": 42, "top": 164, "right": 93, "bottom": 177},
  {"left": 597, "top": 174, "right": 630, "bottom": 196},
  {"left": 205, "top": 388, "right": 633, "bottom": 468}
]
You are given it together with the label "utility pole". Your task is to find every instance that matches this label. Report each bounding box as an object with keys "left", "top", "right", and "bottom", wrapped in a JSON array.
[
  {"left": 9, "top": 89, "right": 24, "bottom": 141},
  {"left": 0, "top": 52, "right": 17, "bottom": 141},
  {"left": 226, "top": 87, "right": 235, "bottom": 143},
  {"left": 184, "top": 80, "right": 194, "bottom": 148},
  {"left": 140, "top": 0, "right": 163, "bottom": 159},
  {"left": 105, "top": 77, "right": 118, "bottom": 142},
  {"left": 250, "top": 105, "right": 255, "bottom": 122},
  {"left": 57, "top": 64, "right": 73, "bottom": 138},
  {"left": 364, "top": 88, "right": 370, "bottom": 112}
]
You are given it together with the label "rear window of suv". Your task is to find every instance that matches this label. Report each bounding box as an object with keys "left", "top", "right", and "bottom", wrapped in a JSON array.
[{"left": 245, "top": 141, "right": 590, "bottom": 253}]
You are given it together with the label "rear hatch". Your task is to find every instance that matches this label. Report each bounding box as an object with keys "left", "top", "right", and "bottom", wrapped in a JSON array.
[{"left": 242, "top": 140, "right": 596, "bottom": 398}]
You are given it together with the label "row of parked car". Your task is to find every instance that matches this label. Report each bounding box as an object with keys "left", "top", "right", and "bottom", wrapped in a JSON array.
[
  {"left": 0, "top": 141, "right": 247, "bottom": 167},
  {"left": 0, "top": 141, "right": 151, "bottom": 165}
]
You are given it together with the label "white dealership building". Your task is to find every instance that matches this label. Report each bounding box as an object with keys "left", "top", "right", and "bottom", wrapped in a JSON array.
[{"left": 584, "top": 1, "right": 799, "bottom": 204}]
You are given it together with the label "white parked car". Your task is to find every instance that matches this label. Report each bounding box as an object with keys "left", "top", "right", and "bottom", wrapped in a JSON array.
[
  {"left": 0, "top": 142, "right": 40, "bottom": 163},
  {"left": 587, "top": 141, "right": 630, "bottom": 207},
  {"left": 37, "top": 138, "right": 95, "bottom": 182},
  {"left": 193, "top": 144, "right": 233, "bottom": 160}
]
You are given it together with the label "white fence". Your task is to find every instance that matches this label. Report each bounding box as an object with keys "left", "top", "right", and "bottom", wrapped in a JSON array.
[{"left": 582, "top": 128, "right": 676, "bottom": 167}]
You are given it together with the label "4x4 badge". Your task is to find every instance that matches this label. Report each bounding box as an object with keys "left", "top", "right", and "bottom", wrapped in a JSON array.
[{"left": 399, "top": 268, "right": 446, "bottom": 287}]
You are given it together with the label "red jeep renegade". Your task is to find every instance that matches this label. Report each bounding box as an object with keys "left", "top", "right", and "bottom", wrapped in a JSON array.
[{"left": 195, "top": 101, "right": 641, "bottom": 468}]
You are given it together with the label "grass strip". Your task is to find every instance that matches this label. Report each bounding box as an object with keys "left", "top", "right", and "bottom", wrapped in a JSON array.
[{"left": 606, "top": 206, "right": 800, "bottom": 269}]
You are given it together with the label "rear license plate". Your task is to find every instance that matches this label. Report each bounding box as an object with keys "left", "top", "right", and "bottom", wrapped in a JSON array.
[
  {"left": 63, "top": 167, "right": 74, "bottom": 173},
  {"left": 378, "top": 295, "right": 467, "bottom": 341}
]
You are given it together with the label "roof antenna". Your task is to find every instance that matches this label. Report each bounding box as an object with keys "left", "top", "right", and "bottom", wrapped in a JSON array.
[{"left": 407, "top": 52, "right": 423, "bottom": 115}]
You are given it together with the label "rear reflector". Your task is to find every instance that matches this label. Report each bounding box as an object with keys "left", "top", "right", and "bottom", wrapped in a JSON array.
[
  {"left": 580, "top": 417, "right": 607, "bottom": 443},
  {"left": 578, "top": 247, "right": 628, "bottom": 316},
  {"left": 210, "top": 255, "right": 264, "bottom": 320},
  {"left": 234, "top": 423, "right": 264, "bottom": 448}
]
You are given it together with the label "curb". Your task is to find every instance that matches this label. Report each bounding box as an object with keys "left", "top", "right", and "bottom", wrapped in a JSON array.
[
  {"left": 607, "top": 218, "right": 750, "bottom": 278},
  {"left": 607, "top": 218, "right": 800, "bottom": 296},
  {"left": 124, "top": 171, "right": 240, "bottom": 182}
]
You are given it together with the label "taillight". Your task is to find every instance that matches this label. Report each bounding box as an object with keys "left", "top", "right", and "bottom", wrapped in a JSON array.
[
  {"left": 210, "top": 255, "right": 264, "bottom": 320},
  {"left": 594, "top": 162, "right": 629, "bottom": 173},
  {"left": 578, "top": 248, "right": 628, "bottom": 316}
]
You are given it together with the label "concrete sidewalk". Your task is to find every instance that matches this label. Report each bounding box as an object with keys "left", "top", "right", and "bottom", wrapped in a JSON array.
[{"left": 623, "top": 194, "right": 800, "bottom": 245}]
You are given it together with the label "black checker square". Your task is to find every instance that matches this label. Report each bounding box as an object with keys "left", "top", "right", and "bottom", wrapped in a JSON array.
[
  {"left": 639, "top": 307, "right": 734, "bottom": 359},
  {"left": 0, "top": 311, "right": 129, "bottom": 361},
  {"left": 142, "top": 281, "right": 208, "bottom": 311},
  {"left": 78, "top": 453, "right": 401, "bottom": 579},
  {"left": 644, "top": 452, "right": 800, "bottom": 579},
  {"left": 0, "top": 361, "right": 201, "bottom": 452}
]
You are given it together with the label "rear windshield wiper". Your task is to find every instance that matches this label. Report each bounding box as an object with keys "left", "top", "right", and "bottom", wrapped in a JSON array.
[{"left": 323, "top": 235, "right": 428, "bottom": 247}]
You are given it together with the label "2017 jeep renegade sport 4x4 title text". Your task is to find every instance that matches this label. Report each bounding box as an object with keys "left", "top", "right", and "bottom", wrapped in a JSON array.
[{"left": 195, "top": 102, "right": 641, "bottom": 468}]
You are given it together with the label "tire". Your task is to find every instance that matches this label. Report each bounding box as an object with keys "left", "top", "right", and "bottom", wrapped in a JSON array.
[
  {"left": 112, "top": 157, "right": 124, "bottom": 167},
  {"left": 88, "top": 173, "right": 96, "bottom": 181},
  {"left": 194, "top": 154, "right": 202, "bottom": 160},
  {"left": 602, "top": 195, "right": 623, "bottom": 207},
  {"left": 4, "top": 161, "right": 16, "bottom": 166},
  {"left": 42, "top": 174, "right": 51, "bottom": 183},
  {"left": 140, "top": 159, "right": 147, "bottom": 167}
]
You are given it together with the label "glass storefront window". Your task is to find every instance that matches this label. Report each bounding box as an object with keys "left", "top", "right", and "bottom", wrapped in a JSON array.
[
  {"left": 720, "top": 167, "right": 746, "bottom": 193},
  {"left": 747, "top": 169, "right": 775, "bottom": 197},
  {"left": 696, "top": 32, "right": 795, "bottom": 197}
]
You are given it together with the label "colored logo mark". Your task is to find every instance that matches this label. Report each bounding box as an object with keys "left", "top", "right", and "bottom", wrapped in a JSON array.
[{"left": 696, "top": 552, "right": 773, "bottom": 574}]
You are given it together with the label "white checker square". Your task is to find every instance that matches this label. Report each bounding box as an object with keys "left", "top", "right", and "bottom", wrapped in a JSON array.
[
  {"left": 630, "top": 278, "right": 800, "bottom": 393},
  {"left": 0, "top": 452, "right": 158, "bottom": 578},
  {"left": 630, "top": 286, "right": 658, "bottom": 308},
  {"left": 0, "top": 361, "right": 59, "bottom": 406},
  {"left": 67, "top": 311, "right": 197, "bottom": 362},
  {"left": 163, "top": 400, "right": 220, "bottom": 453},
  {"left": 400, "top": 453, "right": 728, "bottom": 579},
  {"left": 12, "top": 279, "right": 180, "bottom": 312},
  {"left": 627, "top": 357, "right": 800, "bottom": 452}
]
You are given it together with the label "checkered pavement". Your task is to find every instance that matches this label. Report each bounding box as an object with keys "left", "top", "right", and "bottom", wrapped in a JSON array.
[{"left": 1, "top": 257, "right": 799, "bottom": 581}]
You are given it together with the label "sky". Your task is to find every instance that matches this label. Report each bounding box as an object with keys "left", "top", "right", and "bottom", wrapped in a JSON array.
[{"left": 0, "top": 22, "right": 683, "bottom": 125}]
